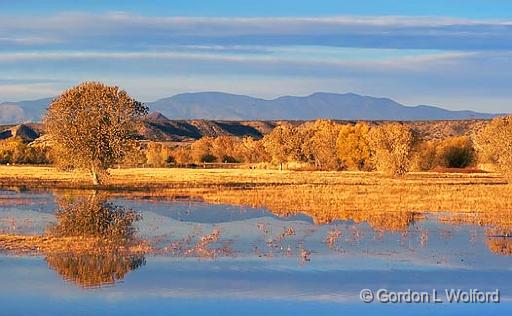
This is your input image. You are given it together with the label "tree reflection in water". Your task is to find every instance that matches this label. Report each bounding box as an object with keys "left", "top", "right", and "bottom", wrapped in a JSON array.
[
  {"left": 44, "top": 193, "right": 146, "bottom": 288},
  {"left": 45, "top": 252, "right": 145, "bottom": 288}
]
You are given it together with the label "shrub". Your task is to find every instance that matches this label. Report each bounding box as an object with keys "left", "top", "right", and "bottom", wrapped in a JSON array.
[
  {"left": 412, "top": 136, "right": 476, "bottom": 171},
  {"left": 411, "top": 140, "right": 438, "bottom": 171},
  {"left": 436, "top": 136, "right": 475, "bottom": 168}
]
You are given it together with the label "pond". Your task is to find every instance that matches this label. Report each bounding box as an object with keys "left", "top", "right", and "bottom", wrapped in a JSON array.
[{"left": 0, "top": 189, "right": 511, "bottom": 315}]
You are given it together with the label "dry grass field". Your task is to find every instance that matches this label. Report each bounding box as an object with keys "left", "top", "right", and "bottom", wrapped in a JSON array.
[
  {"left": 0, "top": 165, "right": 511, "bottom": 229},
  {"left": 0, "top": 234, "right": 150, "bottom": 255}
]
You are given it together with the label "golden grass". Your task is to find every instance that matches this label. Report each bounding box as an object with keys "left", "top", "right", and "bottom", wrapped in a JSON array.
[
  {"left": 198, "top": 180, "right": 512, "bottom": 223},
  {"left": 0, "top": 165, "right": 511, "bottom": 229},
  {"left": 0, "top": 165, "right": 507, "bottom": 187},
  {"left": 0, "top": 233, "right": 150, "bottom": 255}
]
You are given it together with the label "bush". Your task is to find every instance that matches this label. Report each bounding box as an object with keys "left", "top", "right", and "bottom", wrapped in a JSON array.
[
  {"left": 412, "top": 136, "right": 475, "bottom": 171},
  {"left": 436, "top": 136, "right": 475, "bottom": 168},
  {"left": 411, "top": 140, "right": 438, "bottom": 171}
]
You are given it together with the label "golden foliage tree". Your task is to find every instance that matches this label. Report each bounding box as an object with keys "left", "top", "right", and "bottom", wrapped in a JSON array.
[
  {"left": 120, "top": 142, "right": 146, "bottom": 167},
  {"left": 190, "top": 136, "right": 215, "bottom": 163},
  {"left": 369, "top": 123, "right": 416, "bottom": 176},
  {"left": 474, "top": 115, "right": 512, "bottom": 174},
  {"left": 262, "top": 124, "right": 302, "bottom": 169},
  {"left": 172, "top": 146, "right": 192, "bottom": 164},
  {"left": 43, "top": 82, "right": 147, "bottom": 184},
  {"left": 145, "top": 142, "right": 173, "bottom": 167},
  {"left": 238, "top": 137, "right": 270, "bottom": 163},
  {"left": 411, "top": 140, "right": 438, "bottom": 171},
  {"left": 336, "top": 123, "right": 372, "bottom": 171},
  {"left": 308, "top": 120, "right": 342, "bottom": 170},
  {"left": 211, "top": 136, "right": 242, "bottom": 163}
]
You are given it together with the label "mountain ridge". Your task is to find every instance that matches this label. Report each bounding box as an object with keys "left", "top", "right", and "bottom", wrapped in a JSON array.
[{"left": 0, "top": 92, "right": 497, "bottom": 124}]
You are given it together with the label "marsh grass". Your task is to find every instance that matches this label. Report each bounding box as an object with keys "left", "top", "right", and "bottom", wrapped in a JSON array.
[
  {"left": 0, "top": 234, "right": 150, "bottom": 255},
  {"left": 1, "top": 165, "right": 511, "bottom": 232}
]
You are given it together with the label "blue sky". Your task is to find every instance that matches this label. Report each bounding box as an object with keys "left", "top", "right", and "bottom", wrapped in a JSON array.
[
  {"left": 3, "top": 0, "right": 512, "bottom": 18},
  {"left": 0, "top": 1, "right": 511, "bottom": 112}
]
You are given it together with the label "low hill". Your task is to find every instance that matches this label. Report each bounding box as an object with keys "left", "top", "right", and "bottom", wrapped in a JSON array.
[
  {"left": 0, "top": 118, "right": 487, "bottom": 144},
  {"left": 0, "top": 124, "right": 40, "bottom": 142},
  {"left": 141, "top": 116, "right": 486, "bottom": 142},
  {"left": 143, "top": 115, "right": 269, "bottom": 141}
]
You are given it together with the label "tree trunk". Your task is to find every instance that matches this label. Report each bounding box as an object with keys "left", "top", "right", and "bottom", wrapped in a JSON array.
[
  {"left": 90, "top": 165, "right": 100, "bottom": 186},
  {"left": 91, "top": 170, "right": 99, "bottom": 185}
]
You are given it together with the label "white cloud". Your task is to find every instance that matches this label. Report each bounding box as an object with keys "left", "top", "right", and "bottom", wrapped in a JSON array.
[
  {"left": 0, "top": 36, "right": 61, "bottom": 45},
  {"left": 0, "top": 49, "right": 479, "bottom": 72},
  {"left": 1, "top": 13, "right": 512, "bottom": 50},
  {"left": 0, "top": 82, "right": 62, "bottom": 102}
]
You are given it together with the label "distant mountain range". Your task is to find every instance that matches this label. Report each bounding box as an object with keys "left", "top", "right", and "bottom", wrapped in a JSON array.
[
  {"left": 0, "top": 92, "right": 496, "bottom": 124},
  {"left": 0, "top": 97, "right": 52, "bottom": 124}
]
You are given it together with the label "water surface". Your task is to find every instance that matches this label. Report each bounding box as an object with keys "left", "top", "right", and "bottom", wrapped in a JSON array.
[{"left": 0, "top": 189, "right": 511, "bottom": 315}]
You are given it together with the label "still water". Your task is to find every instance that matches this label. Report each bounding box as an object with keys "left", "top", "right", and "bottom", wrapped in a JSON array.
[{"left": 0, "top": 189, "right": 511, "bottom": 315}]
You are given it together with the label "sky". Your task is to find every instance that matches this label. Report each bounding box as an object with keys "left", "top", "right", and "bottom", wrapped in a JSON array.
[{"left": 0, "top": 0, "right": 511, "bottom": 113}]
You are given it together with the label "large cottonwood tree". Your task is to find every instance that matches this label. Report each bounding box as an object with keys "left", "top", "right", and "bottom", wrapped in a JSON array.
[
  {"left": 336, "top": 122, "right": 372, "bottom": 171},
  {"left": 474, "top": 115, "right": 512, "bottom": 174},
  {"left": 368, "top": 123, "right": 416, "bottom": 176},
  {"left": 44, "top": 82, "right": 147, "bottom": 185}
]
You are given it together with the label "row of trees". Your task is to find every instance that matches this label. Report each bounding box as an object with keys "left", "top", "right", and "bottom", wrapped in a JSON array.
[
  {"left": 3, "top": 82, "right": 506, "bottom": 184},
  {"left": 0, "top": 138, "right": 51, "bottom": 164},
  {"left": 143, "top": 120, "right": 491, "bottom": 176}
]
